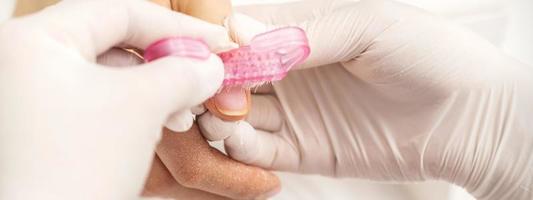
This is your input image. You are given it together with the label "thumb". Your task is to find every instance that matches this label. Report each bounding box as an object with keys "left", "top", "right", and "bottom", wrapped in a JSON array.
[
  {"left": 106, "top": 55, "right": 224, "bottom": 116},
  {"left": 226, "top": 13, "right": 269, "bottom": 46},
  {"left": 231, "top": 0, "right": 401, "bottom": 69}
]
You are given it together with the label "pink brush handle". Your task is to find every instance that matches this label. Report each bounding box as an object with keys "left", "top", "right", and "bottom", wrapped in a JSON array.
[{"left": 144, "top": 37, "right": 211, "bottom": 62}]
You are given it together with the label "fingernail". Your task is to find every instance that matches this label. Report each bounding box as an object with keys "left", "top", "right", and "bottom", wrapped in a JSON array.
[
  {"left": 206, "top": 86, "right": 250, "bottom": 121},
  {"left": 214, "top": 87, "right": 249, "bottom": 115}
]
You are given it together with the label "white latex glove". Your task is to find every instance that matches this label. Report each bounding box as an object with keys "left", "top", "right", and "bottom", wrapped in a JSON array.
[
  {"left": 0, "top": 0, "right": 231, "bottom": 199},
  {"left": 0, "top": 0, "right": 15, "bottom": 22},
  {"left": 198, "top": 1, "right": 533, "bottom": 199}
]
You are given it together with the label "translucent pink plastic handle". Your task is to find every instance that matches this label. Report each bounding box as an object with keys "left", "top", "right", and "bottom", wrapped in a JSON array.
[
  {"left": 144, "top": 37, "right": 211, "bottom": 62},
  {"left": 143, "top": 27, "right": 310, "bottom": 87}
]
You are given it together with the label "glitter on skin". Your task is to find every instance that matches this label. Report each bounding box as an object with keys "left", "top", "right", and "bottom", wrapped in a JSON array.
[{"left": 155, "top": 125, "right": 280, "bottom": 200}]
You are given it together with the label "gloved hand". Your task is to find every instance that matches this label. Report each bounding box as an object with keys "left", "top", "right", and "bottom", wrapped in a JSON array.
[
  {"left": 198, "top": 1, "right": 533, "bottom": 199},
  {"left": 0, "top": 0, "right": 232, "bottom": 199},
  {"left": 98, "top": 46, "right": 280, "bottom": 200}
]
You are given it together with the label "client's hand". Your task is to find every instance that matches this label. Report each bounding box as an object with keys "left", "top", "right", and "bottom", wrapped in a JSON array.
[
  {"left": 144, "top": 125, "right": 280, "bottom": 200},
  {"left": 98, "top": 48, "right": 280, "bottom": 200}
]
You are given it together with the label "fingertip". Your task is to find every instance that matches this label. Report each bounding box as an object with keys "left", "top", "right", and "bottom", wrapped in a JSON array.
[
  {"left": 208, "top": 87, "right": 250, "bottom": 120},
  {"left": 226, "top": 13, "right": 269, "bottom": 46},
  {"left": 165, "top": 111, "right": 194, "bottom": 132},
  {"left": 198, "top": 112, "right": 238, "bottom": 141},
  {"left": 202, "top": 25, "right": 239, "bottom": 52},
  {"left": 191, "top": 104, "right": 206, "bottom": 115}
]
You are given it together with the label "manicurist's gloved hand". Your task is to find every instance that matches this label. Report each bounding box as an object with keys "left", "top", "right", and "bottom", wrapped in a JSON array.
[
  {"left": 0, "top": 0, "right": 231, "bottom": 199},
  {"left": 98, "top": 47, "right": 280, "bottom": 200},
  {"left": 198, "top": 1, "right": 533, "bottom": 199}
]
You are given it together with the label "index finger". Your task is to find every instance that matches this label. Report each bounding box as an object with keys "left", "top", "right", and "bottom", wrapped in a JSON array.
[{"left": 156, "top": 124, "right": 281, "bottom": 200}]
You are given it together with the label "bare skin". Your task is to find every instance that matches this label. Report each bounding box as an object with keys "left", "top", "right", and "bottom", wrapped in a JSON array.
[
  {"left": 171, "top": 0, "right": 232, "bottom": 25},
  {"left": 142, "top": 154, "right": 230, "bottom": 200},
  {"left": 143, "top": 126, "right": 280, "bottom": 200}
]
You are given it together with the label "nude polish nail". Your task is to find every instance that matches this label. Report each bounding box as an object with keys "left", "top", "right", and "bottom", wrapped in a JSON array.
[{"left": 205, "top": 86, "right": 250, "bottom": 121}]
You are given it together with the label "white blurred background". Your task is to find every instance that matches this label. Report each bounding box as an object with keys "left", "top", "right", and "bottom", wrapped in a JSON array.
[{"left": 1, "top": 0, "right": 531, "bottom": 199}]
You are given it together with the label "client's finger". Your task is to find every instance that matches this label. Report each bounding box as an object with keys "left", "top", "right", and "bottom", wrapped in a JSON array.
[
  {"left": 205, "top": 86, "right": 251, "bottom": 122},
  {"left": 156, "top": 124, "right": 280, "bottom": 200},
  {"left": 199, "top": 94, "right": 282, "bottom": 141},
  {"left": 142, "top": 155, "right": 229, "bottom": 200}
]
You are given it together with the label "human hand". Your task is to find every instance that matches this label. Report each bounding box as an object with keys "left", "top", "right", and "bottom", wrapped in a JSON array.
[
  {"left": 144, "top": 125, "right": 280, "bottom": 200},
  {"left": 98, "top": 49, "right": 280, "bottom": 200},
  {"left": 0, "top": 0, "right": 230, "bottom": 199},
  {"left": 199, "top": 1, "right": 533, "bottom": 199},
  {"left": 142, "top": 154, "right": 230, "bottom": 200}
]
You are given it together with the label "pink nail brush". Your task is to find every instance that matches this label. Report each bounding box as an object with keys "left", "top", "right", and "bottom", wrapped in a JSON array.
[{"left": 144, "top": 27, "right": 310, "bottom": 88}]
